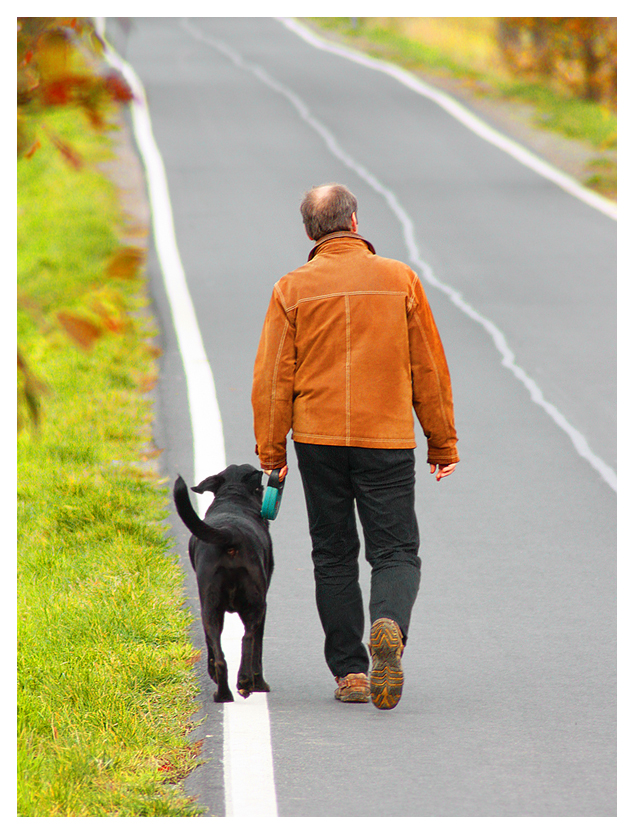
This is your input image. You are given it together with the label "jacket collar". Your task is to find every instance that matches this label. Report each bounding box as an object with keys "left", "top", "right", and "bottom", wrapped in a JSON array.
[{"left": 308, "top": 231, "right": 376, "bottom": 261}]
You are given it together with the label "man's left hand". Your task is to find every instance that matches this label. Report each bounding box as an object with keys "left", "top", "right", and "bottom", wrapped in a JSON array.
[{"left": 263, "top": 465, "right": 288, "bottom": 480}]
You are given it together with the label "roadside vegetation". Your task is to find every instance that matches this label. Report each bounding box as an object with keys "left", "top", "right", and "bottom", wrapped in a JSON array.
[
  {"left": 17, "top": 20, "right": 202, "bottom": 817},
  {"left": 308, "top": 17, "right": 617, "bottom": 199}
]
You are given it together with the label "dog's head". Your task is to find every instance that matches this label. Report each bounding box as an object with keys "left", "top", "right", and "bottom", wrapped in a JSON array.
[{"left": 191, "top": 464, "right": 264, "bottom": 509}]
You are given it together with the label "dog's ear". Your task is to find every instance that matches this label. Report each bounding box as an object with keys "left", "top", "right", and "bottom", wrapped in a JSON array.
[
  {"left": 192, "top": 474, "right": 225, "bottom": 494},
  {"left": 242, "top": 468, "right": 264, "bottom": 494}
]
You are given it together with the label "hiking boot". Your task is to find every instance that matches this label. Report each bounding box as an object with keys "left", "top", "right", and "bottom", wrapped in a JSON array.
[
  {"left": 334, "top": 673, "right": 370, "bottom": 703},
  {"left": 369, "top": 618, "right": 404, "bottom": 710}
]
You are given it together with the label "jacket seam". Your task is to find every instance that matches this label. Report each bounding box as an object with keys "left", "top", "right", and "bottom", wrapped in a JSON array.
[
  {"left": 268, "top": 318, "right": 290, "bottom": 451},
  {"left": 285, "top": 290, "right": 405, "bottom": 313},
  {"left": 274, "top": 283, "right": 288, "bottom": 308},
  {"left": 412, "top": 308, "right": 451, "bottom": 436}
]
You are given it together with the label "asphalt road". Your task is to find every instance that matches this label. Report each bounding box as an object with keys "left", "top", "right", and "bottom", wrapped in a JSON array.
[{"left": 110, "top": 17, "right": 616, "bottom": 817}]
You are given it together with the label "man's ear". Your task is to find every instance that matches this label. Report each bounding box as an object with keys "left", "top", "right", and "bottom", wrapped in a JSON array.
[{"left": 351, "top": 212, "right": 358, "bottom": 232}]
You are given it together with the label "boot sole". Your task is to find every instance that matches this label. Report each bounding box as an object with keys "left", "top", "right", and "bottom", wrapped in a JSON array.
[
  {"left": 335, "top": 691, "right": 370, "bottom": 703},
  {"left": 369, "top": 619, "right": 404, "bottom": 710}
]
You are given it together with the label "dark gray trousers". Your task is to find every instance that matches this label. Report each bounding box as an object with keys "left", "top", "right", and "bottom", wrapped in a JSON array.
[{"left": 294, "top": 442, "right": 421, "bottom": 678}]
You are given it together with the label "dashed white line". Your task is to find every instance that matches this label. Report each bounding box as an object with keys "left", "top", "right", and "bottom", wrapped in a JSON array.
[{"left": 181, "top": 17, "right": 616, "bottom": 493}]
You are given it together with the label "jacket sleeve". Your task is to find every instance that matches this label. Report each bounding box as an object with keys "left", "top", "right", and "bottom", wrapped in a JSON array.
[
  {"left": 251, "top": 284, "right": 296, "bottom": 470},
  {"left": 408, "top": 275, "right": 459, "bottom": 466}
]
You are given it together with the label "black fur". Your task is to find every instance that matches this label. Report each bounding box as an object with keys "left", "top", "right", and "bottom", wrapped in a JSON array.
[{"left": 173, "top": 464, "right": 273, "bottom": 702}]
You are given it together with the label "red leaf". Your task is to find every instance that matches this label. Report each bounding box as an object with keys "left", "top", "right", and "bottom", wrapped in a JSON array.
[
  {"left": 42, "top": 80, "right": 70, "bottom": 105},
  {"left": 103, "top": 71, "right": 133, "bottom": 103},
  {"left": 24, "top": 139, "right": 41, "bottom": 159},
  {"left": 106, "top": 246, "right": 145, "bottom": 280},
  {"left": 44, "top": 127, "right": 83, "bottom": 169},
  {"left": 57, "top": 311, "right": 102, "bottom": 349}
]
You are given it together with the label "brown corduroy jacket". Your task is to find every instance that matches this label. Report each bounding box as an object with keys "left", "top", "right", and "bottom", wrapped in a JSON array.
[{"left": 252, "top": 232, "right": 459, "bottom": 470}]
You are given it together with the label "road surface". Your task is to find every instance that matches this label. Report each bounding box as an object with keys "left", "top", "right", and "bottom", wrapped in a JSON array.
[{"left": 107, "top": 17, "right": 616, "bottom": 817}]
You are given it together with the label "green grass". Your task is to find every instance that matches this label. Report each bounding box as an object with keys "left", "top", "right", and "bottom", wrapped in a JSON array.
[
  {"left": 308, "top": 18, "right": 617, "bottom": 197},
  {"left": 17, "top": 108, "right": 203, "bottom": 816},
  {"left": 498, "top": 80, "right": 617, "bottom": 147},
  {"left": 317, "top": 17, "right": 484, "bottom": 79}
]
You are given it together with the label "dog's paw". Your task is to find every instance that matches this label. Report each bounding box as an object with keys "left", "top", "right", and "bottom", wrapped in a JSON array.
[
  {"left": 237, "top": 677, "right": 254, "bottom": 698},
  {"left": 252, "top": 676, "right": 270, "bottom": 693},
  {"left": 213, "top": 690, "right": 234, "bottom": 703}
]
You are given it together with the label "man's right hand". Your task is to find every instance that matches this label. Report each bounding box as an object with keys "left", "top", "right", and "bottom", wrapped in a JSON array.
[{"left": 430, "top": 463, "right": 457, "bottom": 481}]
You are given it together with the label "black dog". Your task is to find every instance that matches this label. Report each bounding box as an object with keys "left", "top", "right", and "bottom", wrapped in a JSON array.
[{"left": 173, "top": 464, "right": 273, "bottom": 702}]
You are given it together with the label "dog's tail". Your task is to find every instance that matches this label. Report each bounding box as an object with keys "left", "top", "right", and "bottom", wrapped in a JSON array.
[{"left": 173, "top": 475, "right": 235, "bottom": 548}]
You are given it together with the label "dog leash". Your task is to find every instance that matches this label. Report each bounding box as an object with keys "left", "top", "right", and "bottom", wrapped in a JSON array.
[{"left": 261, "top": 469, "right": 285, "bottom": 520}]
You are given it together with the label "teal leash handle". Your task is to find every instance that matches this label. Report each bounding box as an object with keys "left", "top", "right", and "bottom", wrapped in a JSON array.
[{"left": 261, "top": 469, "right": 285, "bottom": 520}]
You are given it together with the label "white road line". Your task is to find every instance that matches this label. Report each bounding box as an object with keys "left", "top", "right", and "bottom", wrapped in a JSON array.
[
  {"left": 280, "top": 17, "right": 618, "bottom": 222},
  {"left": 99, "top": 22, "right": 278, "bottom": 818},
  {"left": 181, "top": 17, "right": 616, "bottom": 493}
]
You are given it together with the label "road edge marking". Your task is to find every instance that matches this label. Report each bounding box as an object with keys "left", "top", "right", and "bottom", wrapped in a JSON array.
[
  {"left": 280, "top": 17, "right": 617, "bottom": 221},
  {"left": 98, "top": 20, "right": 279, "bottom": 818}
]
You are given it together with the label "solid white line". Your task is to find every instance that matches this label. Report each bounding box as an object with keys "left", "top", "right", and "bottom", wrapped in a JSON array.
[
  {"left": 280, "top": 17, "right": 617, "bottom": 221},
  {"left": 100, "top": 22, "right": 278, "bottom": 818},
  {"left": 181, "top": 17, "right": 616, "bottom": 493}
]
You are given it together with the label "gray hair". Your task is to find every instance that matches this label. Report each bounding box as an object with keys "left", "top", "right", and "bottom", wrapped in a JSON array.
[{"left": 300, "top": 183, "right": 358, "bottom": 241}]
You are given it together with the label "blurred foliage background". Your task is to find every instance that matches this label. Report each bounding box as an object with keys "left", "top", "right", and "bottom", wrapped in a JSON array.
[
  {"left": 313, "top": 17, "right": 617, "bottom": 197},
  {"left": 17, "top": 17, "right": 140, "bottom": 429},
  {"left": 343, "top": 17, "right": 617, "bottom": 108}
]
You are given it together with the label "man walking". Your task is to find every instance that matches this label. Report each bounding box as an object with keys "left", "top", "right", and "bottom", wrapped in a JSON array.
[{"left": 252, "top": 183, "right": 459, "bottom": 709}]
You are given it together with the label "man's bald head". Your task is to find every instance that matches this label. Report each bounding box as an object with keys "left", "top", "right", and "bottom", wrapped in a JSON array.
[{"left": 300, "top": 183, "right": 358, "bottom": 241}]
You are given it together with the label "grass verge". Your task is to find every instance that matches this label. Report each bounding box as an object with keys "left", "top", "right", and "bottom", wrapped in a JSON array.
[
  {"left": 17, "top": 107, "right": 202, "bottom": 816},
  {"left": 307, "top": 18, "right": 616, "bottom": 198}
]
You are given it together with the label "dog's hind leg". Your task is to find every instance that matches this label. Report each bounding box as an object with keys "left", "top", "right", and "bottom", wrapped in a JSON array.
[
  {"left": 203, "top": 608, "right": 234, "bottom": 702},
  {"left": 237, "top": 608, "right": 270, "bottom": 697},
  {"left": 251, "top": 610, "right": 270, "bottom": 693},
  {"left": 204, "top": 631, "right": 218, "bottom": 684},
  {"left": 236, "top": 620, "right": 256, "bottom": 698}
]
